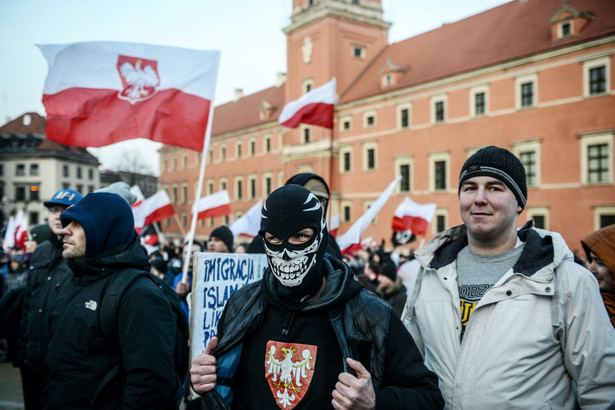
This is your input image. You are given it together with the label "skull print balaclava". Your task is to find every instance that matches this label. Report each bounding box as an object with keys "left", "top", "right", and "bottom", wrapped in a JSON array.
[{"left": 259, "top": 185, "right": 329, "bottom": 304}]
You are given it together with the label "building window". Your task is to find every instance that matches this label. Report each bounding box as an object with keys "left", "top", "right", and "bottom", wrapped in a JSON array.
[
  {"left": 352, "top": 44, "right": 366, "bottom": 59},
  {"left": 30, "top": 185, "right": 40, "bottom": 201},
  {"left": 364, "top": 111, "right": 376, "bottom": 128},
  {"left": 470, "top": 85, "right": 489, "bottom": 118},
  {"left": 264, "top": 173, "right": 273, "bottom": 196},
  {"left": 303, "top": 127, "right": 311, "bottom": 144},
  {"left": 63, "top": 165, "right": 69, "bottom": 178},
  {"left": 581, "top": 133, "right": 613, "bottom": 184},
  {"left": 265, "top": 135, "right": 271, "bottom": 153},
  {"left": 15, "top": 186, "right": 26, "bottom": 201},
  {"left": 248, "top": 174, "right": 257, "bottom": 199},
  {"left": 431, "top": 96, "right": 446, "bottom": 124},
  {"left": 340, "top": 116, "right": 351, "bottom": 132},
  {"left": 516, "top": 74, "right": 537, "bottom": 109},
  {"left": 526, "top": 207, "right": 549, "bottom": 230},
  {"left": 29, "top": 212, "right": 39, "bottom": 225},
  {"left": 398, "top": 104, "right": 410, "bottom": 129},
  {"left": 250, "top": 139, "right": 256, "bottom": 156},
  {"left": 594, "top": 206, "right": 615, "bottom": 230},
  {"left": 88, "top": 168, "right": 94, "bottom": 180},
  {"left": 76, "top": 184, "right": 83, "bottom": 193},
  {"left": 172, "top": 157, "right": 177, "bottom": 170},
  {"left": 339, "top": 148, "right": 352, "bottom": 173},
  {"left": 182, "top": 183, "right": 188, "bottom": 204},
  {"left": 172, "top": 185, "right": 178, "bottom": 204},
  {"left": 430, "top": 152, "right": 450, "bottom": 191},
  {"left": 433, "top": 209, "right": 448, "bottom": 234},
  {"left": 77, "top": 167, "right": 82, "bottom": 179},
  {"left": 363, "top": 142, "right": 377, "bottom": 171},
  {"left": 519, "top": 151, "right": 537, "bottom": 187},
  {"left": 88, "top": 185, "right": 95, "bottom": 193},
  {"left": 208, "top": 150, "right": 213, "bottom": 163},
  {"left": 62, "top": 183, "right": 70, "bottom": 190},
  {"left": 29, "top": 164, "right": 39, "bottom": 176},
  {"left": 342, "top": 201, "right": 352, "bottom": 223},
  {"left": 395, "top": 156, "right": 413, "bottom": 193},
  {"left": 236, "top": 142, "right": 242, "bottom": 159},
  {"left": 303, "top": 79, "right": 313, "bottom": 94},
  {"left": 513, "top": 140, "right": 541, "bottom": 187},
  {"left": 584, "top": 58, "right": 610, "bottom": 97},
  {"left": 235, "top": 177, "right": 243, "bottom": 200},
  {"left": 221, "top": 146, "right": 226, "bottom": 161},
  {"left": 182, "top": 154, "right": 187, "bottom": 168},
  {"left": 16, "top": 164, "right": 25, "bottom": 176},
  {"left": 220, "top": 178, "right": 227, "bottom": 191},
  {"left": 0, "top": 164, "right": 3, "bottom": 176},
  {"left": 207, "top": 180, "right": 214, "bottom": 195},
  {"left": 182, "top": 212, "right": 187, "bottom": 228},
  {"left": 560, "top": 21, "right": 571, "bottom": 37},
  {"left": 589, "top": 66, "right": 606, "bottom": 95}
]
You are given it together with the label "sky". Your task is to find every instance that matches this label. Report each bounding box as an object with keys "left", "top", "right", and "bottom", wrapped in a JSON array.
[{"left": 0, "top": 0, "right": 509, "bottom": 175}]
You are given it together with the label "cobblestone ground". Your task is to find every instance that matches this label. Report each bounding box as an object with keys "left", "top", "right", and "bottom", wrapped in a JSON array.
[{"left": 0, "top": 361, "right": 23, "bottom": 410}]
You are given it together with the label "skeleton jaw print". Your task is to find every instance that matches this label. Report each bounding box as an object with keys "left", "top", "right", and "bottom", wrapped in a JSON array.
[{"left": 265, "top": 227, "right": 323, "bottom": 287}]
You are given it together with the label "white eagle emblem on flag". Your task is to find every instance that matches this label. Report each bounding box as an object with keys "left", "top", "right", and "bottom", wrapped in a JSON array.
[
  {"left": 265, "top": 341, "right": 317, "bottom": 409},
  {"left": 116, "top": 55, "right": 160, "bottom": 104}
]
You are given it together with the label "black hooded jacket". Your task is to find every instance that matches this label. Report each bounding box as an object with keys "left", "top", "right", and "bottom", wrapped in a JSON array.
[
  {"left": 205, "top": 255, "right": 444, "bottom": 409},
  {"left": 45, "top": 193, "right": 179, "bottom": 409}
]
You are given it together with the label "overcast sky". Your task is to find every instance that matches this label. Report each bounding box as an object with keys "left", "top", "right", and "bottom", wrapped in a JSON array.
[{"left": 0, "top": 0, "right": 509, "bottom": 174}]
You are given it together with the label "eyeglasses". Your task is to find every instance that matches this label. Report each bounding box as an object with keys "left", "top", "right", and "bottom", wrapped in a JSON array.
[{"left": 48, "top": 207, "right": 63, "bottom": 214}]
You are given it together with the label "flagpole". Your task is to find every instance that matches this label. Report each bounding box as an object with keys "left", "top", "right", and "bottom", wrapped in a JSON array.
[{"left": 181, "top": 102, "right": 215, "bottom": 284}]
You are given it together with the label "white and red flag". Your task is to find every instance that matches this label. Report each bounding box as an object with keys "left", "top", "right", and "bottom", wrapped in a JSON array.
[
  {"left": 229, "top": 200, "right": 263, "bottom": 239},
  {"left": 327, "top": 214, "right": 340, "bottom": 238},
  {"left": 133, "top": 190, "right": 175, "bottom": 230},
  {"left": 336, "top": 176, "right": 401, "bottom": 255},
  {"left": 38, "top": 41, "right": 221, "bottom": 152},
  {"left": 130, "top": 185, "right": 145, "bottom": 208},
  {"left": 279, "top": 78, "right": 336, "bottom": 129},
  {"left": 392, "top": 197, "right": 436, "bottom": 237},
  {"left": 192, "top": 190, "right": 231, "bottom": 220},
  {"left": 3, "top": 210, "right": 28, "bottom": 251}
]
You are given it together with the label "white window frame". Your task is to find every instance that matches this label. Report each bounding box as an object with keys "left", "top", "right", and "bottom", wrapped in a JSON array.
[
  {"left": 583, "top": 57, "right": 610, "bottom": 97},
  {"left": 516, "top": 73, "right": 538, "bottom": 109},
  {"left": 219, "top": 177, "right": 228, "bottom": 192},
  {"left": 558, "top": 20, "right": 573, "bottom": 38},
  {"left": 234, "top": 176, "right": 244, "bottom": 201},
  {"left": 303, "top": 78, "right": 313, "bottom": 94},
  {"left": 340, "top": 115, "right": 352, "bottom": 132},
  {"left": 363, "top": 110, "right": 376, "bottom": 128},
  {"left": 397, "top": 103, "right": 411, "bottom": 130},
  {"left": 264, "top": 134, "right": 272, "bottom": 154},
  {"left": 363, "top": 141, "right": 378, "bottom": 172},
  {"left": 351, "top": 44, "right": 366, "bottom": 59},
  {"left": 249, "top": 138, "right": 256, "bottom": 156},
  {"left": 432, "top": 208, "right": 449, "bottom": 235},
  {"left": 431, "top": 95, "right": 447, "bottom": 124},
  {"left": 236, "top": 141, "right": 242, "bottom": 159},
  {"left": 580, "top": 132, "right": 613, "bottom": 185},
  {"left": 263, "top": 172, "right": 273, "bottom": 197},
  {"left": 513, "top": 140, "right": 541, "bottom": 187},
  {"left": 395, "top": 155, "right": 413, "bottom": 193},
  {"left": 206, "top": 178, "right": 214, "bottom": 195},
  {"left": 341, "top": 200, "right": 353, "bottom": 223},
  {"left": 248, "top": 173, "right": 258, "bottom": 199},
  {"left": 526, "top": 206, "right": 550, "bottom": 230},
  {"left": 470, "top": 85, "right": 489, "bottom": 118},
  {"left": 594, "top": 206, "right": 615, "bottom": 230},
  {"left": 429, "top": 151, "right": 450, "bottom": 192},
  {"left": 339, "top": 146, "right": 353, "bottom": 174}
]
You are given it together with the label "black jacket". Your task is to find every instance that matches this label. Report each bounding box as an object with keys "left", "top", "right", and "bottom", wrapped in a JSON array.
[
  {"left": 16, "top": 236, "right": 74, "bottom": 371},
  {"left": 206, "top": 256, "right": 443, "bottom": 409},
  {"left": 45, "top": 239, "right": 178, "bottom": 409}
]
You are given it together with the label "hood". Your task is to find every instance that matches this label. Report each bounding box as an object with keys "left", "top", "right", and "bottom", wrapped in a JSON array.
[
  {"left": 67, "top": 237, "right": 150, "bottom": 281},
  {"left": 285, "top": 173, "right": 330, "bottom": 198},
  {"left": 61, "top": 192, "right": 136, "bottom": 259},
  {"left": 581, "top": 224, "right": 615, "bottom": 282},
  {"left": 262, "top": 255, "right": 362, "bottom": 312},
  {"left": 418, "top": 221, "right": 574, "bottom": 278}
]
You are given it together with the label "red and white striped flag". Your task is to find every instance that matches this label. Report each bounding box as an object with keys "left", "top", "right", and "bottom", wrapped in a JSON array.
[
  {"left": 192, "top": 190, "right": 231, "bottom": 220},
  {"left": 392, "top": 197, "right": 436, "bottom": 238},
  {"left": 133, "top": 190, "right": 175, "bottom": 230},
  {"left": 279, "top": 78, "right": 336, "bottom": 129},
  {"left": 38, "top": 41, "right": 220, "bottom": 152},
  {"left": 328, "top": 214, "right": 340, "bottom": 238},
  {"left": 229, "top": 200, "right": 262, "bottom": 239},
  {"left": 336, "top": 176, "right": 401, "bottom": 255}
]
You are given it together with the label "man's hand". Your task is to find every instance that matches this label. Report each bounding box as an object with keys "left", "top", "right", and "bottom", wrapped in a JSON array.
[
  {"left": 331, "top": 358, "right": 376, "bottom": 410},
  {"left": 175, "top": 281, "right": 190, "bottom": 298},
  {"left": 190, "top": 337, "right": 218, "bottom": 394}
]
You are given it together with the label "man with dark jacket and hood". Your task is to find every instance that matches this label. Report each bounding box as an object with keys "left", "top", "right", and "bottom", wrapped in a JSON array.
[
  {"left": 16, "top": 188, "right": 82, "bottom": 409},
  {"left": 45, "top": 192, "right": 180, "bottom": 409},
  {"left": 248, "top": 172, "right": 343, "bottom": 259},
  {"left": 190, "top": 185, "right": 443, "bottom": 409}
]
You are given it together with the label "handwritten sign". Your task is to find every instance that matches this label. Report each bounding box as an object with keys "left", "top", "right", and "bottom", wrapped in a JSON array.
[{"left": 190, "top": 253, "right": 268, "bottom": 360}]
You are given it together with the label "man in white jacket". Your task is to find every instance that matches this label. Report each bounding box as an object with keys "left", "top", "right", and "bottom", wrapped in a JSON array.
[{"left": 402, "top": 145, "right": 615, "bottom": 409}]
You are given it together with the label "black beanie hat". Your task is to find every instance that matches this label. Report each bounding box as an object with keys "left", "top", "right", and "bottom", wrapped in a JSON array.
[
  {"left": 60, "top": 192, "right": 136, "bottom": 258},
  {"left": 210, "top": 226, "right": 234, "bottom": 252},
  {"left": 30, "top": 223, "right": 53, "bottom": 245},
  {"left": 458, "top": 146, "right": 527, "bottom": 209},
  {"left": 380, "top": 262, "right": 397, "bottom": 281}
]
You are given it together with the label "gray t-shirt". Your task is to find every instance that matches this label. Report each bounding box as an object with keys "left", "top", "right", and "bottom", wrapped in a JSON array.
[{"left": 456, "top": 242, "right": 524, "bottom": 340}]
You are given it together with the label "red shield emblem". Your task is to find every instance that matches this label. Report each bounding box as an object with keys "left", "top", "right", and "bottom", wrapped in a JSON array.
[
  {"left": 116, "top": 55, "right": 160, "bottom": 104},
  {"left": 265, "top": 340, "right": 317, "bottom": 409}
]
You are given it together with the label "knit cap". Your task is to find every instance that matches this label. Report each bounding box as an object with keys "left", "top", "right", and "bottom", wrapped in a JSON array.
[
  {"left": 30, "top": 223, "right": 54, "bottom": 244},
  {"left": 458, "top": 146, "right": 527, "bottom": 209},
  {"left": 210, "top": 226, "right": 234, "bottom": 252}
]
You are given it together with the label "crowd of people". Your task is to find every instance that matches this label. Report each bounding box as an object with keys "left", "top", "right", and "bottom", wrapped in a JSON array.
[{"left": 0, "top": 146, "right": 614, "bottom": 409}]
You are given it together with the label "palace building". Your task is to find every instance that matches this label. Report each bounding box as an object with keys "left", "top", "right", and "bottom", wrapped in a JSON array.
[{"left": 159, "top": 0, "right": 615, "bottom": 254}]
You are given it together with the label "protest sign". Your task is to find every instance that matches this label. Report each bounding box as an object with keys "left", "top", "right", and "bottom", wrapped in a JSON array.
[{"left": 190, "top": 253, "right": 268, "bottom": 359}]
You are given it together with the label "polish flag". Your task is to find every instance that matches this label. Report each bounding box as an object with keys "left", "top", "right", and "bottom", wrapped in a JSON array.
[
  {"left": 327, "top": 214, "right": 340, "bottom": 238},
  {"left": 336, "top": 176, "right": 401, "bottom": 255},
  {"left": 130, "top": 185, "right": 145, "bottom": 208},
  {"left": 132, "top": 190, "right": 175, "bottom": 230},
  {"left": 279, "top": 78, "right": 336, "bottom": 129},
  {"left": 38, "top": 41, "right": 221, "bottom": 152},
  {"left": 3, "top": 211, "right": 28, "bottom": 251},
  {"left": 229, "top": 200, "right": 263, "bottom": 239},
  {"left": 130, "top": 185, "right": 147, "bottom": 233},
  {"left": 392, "top": 197, "right": 436, "bottom": 238},
  {"left": 192, "top": 190, "right": 232, "bottom": 220}
]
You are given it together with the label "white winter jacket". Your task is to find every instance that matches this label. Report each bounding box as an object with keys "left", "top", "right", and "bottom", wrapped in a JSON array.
[{"left": 402, "top": 222, "right": 615, "bottom": 409}]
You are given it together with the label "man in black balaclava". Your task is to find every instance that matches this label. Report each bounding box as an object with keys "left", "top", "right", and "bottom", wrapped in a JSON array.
[{"left": 190, "top": 185, "right": 444, "bottom": 410}]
